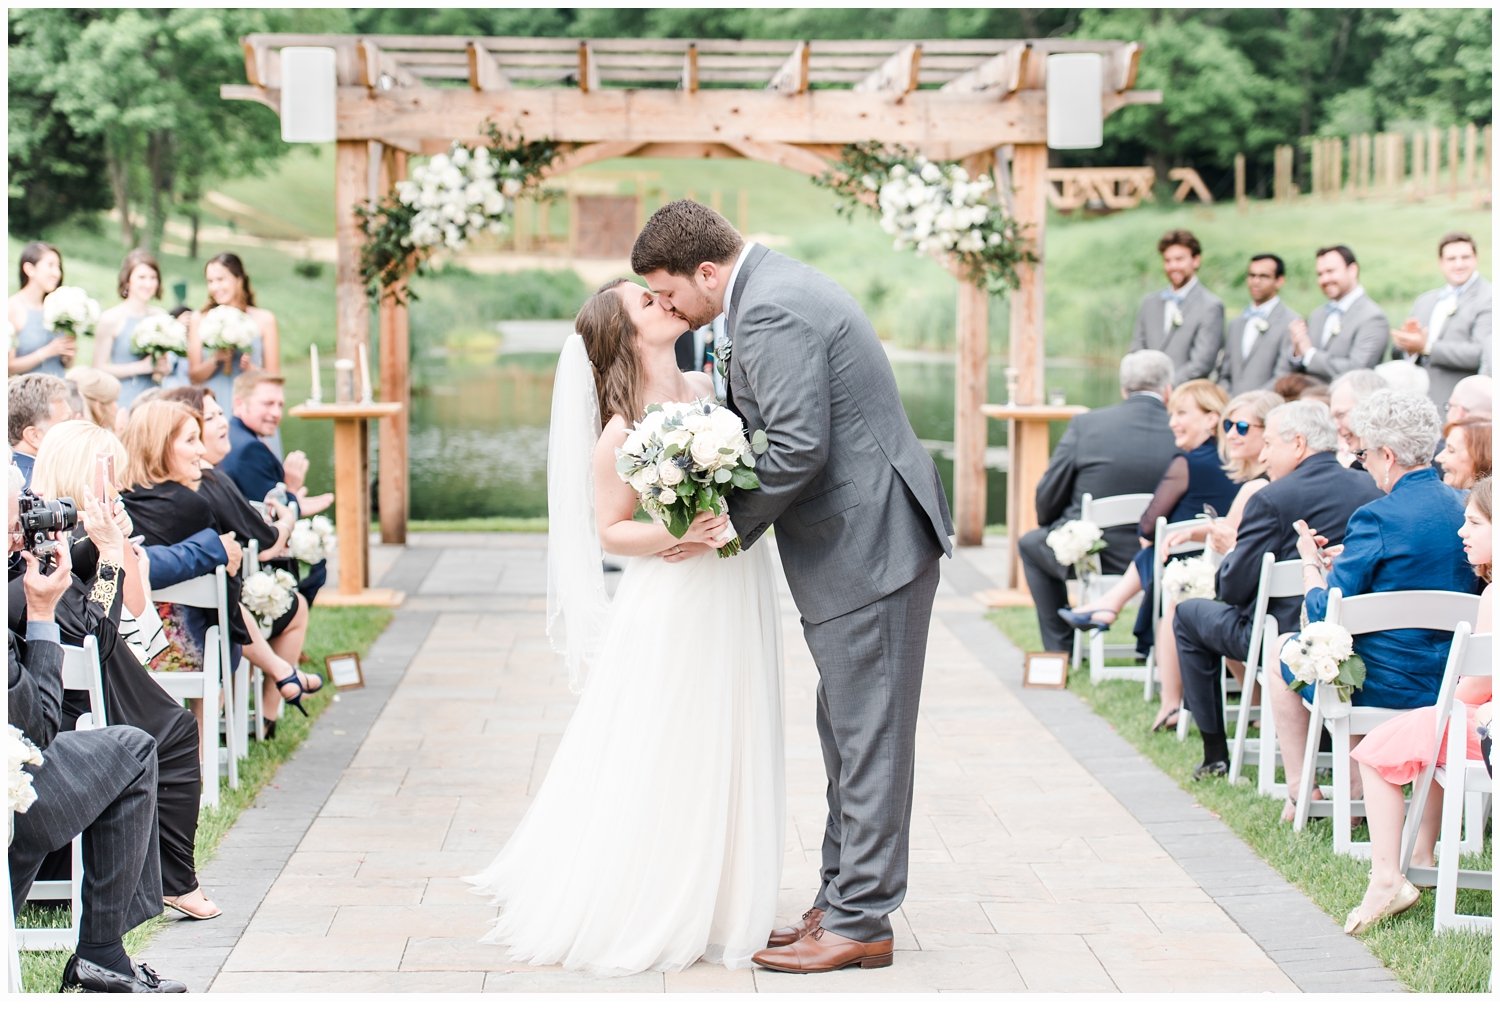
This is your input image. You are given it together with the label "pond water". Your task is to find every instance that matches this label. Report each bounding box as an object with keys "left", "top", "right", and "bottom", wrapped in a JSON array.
[{"left": 280, "top": 342, "right": 1119, "bottom": 525}]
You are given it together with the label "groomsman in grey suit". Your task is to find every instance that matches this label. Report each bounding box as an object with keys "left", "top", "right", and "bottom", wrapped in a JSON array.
[
  {"left": 1278, "top": 245, "right": 1391, "bottom": 382},
  {"left": 1220, "top": 253, "right": 1302, "bottom": 395},
  {"left": 1391, "top": 231, "right": 1493, "bottom": 411},
  {"left": 1130, "top": 230, "right": 1225, "bottom": 384}
]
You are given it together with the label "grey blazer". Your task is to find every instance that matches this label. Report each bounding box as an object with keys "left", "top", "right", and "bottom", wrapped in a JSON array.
[
  {"left": 1130, "top": 282, "right": 1225, "bottom": 384},
  {"left": 1276, "top": 292, "right": 1390, "bottom": 381},
  {"left": 1406, "top": 276, "right": 1492, "bottom": 410},
  {"left": 1221, "top": 300, "right": 1301, "bottom": 395},
  {"left": 725, "top": 246, "right": 953, "bottom": 624}
]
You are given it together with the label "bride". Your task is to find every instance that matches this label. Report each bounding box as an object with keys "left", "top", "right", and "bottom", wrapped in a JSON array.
[{"left": 466, "top": 279, "right": 786, "bottom": 975}]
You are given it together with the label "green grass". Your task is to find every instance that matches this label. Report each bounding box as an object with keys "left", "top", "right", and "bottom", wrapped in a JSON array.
[
  {"left": 18, "top": 606, "right": 391, "bottom": 993},
  {"left": 987, "top": 605, "right": 1493, "bottom": 993}
]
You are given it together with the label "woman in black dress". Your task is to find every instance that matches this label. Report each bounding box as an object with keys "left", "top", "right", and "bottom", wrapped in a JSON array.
[
  {"left": 121, "top": 400, "right": 321, "bottom": 740},
  {"left": 15, "top": 422, "right": 216, "bottom": 920}
]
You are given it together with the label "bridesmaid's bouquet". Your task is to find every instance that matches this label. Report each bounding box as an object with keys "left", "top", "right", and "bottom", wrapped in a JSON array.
[
  {"left": 42, "top": 286, "right": 100, "bottom": 339},
  {"left": 130, "top": 314, "right": 189, "bottom": 373},
  {"left": 1281, "top": 621, "right": 1366, "bottom": 702},
  {"left": 616, "top": 399, "right": 766, "bottom": 557},
  {"left": 199, "top": 305, "right": 257, "bottom": 374}
]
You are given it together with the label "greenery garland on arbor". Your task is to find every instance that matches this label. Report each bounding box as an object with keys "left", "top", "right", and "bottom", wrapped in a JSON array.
[
  {"left": 357, "top": 120, "right": 560, "bottom": 300},
  {"left": 813, "top": 142, "right": 1035, "bottom": 295}
]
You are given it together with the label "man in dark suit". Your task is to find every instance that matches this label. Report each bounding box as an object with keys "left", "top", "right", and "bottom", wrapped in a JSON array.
[
  {"left": 1277, "top": 245, "right": 1390, "bottom": 382},
  {"left": 1021, "top": 349, "right": 1181, "bottom": 652},
  {"left": 7, "top": 481, "right": 186, "bottom": 992},
  {"left": 1173, "top": 400, "right": 1381, "bottom": 778},
  {"left": 1129, "top": 230, "right": 1225, "bottom": 384},
  {"left": 1221, "top": 254, "right": 1301, "bottom": 395}
]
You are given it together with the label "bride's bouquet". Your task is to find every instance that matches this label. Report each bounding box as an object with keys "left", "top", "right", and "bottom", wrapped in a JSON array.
[
  {"left": 615, "top": 399, "right": 767, "bottom": 557},
  {"left": 130, "top": 314, "right": 189, "bottom": 371},
  {"left": 1280, "top": 621, "right": 1366, "bottom": 703},
  {"left": 199, "top": 305, "right": 257, "bottom": 374},
  {"left": 42, "top": 286, "right": 100, "bottom": 339}
]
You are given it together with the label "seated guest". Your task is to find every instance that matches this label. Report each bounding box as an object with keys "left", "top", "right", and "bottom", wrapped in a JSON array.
[
  {"left": 1342, "top": 478, "right": 1491, "bottom": 935},
  {"left": 1374, "top": 358, "right": 1430, "bottom": 399},
  {"left": 1445, "top": 373, "right": 1491, "bottom": 423},
  {"left": 1278, "top": 245, "right": 1391, "bottom": 382},
  {"left": 1266, "top": 390, "right": 1477, "bottom": 811},
  {"left": 1022, "top": 350, "right": 1180, "bottom": 652},
  {"left": 9, "top": 440, "right": 218, "bottom": 922},
  {"left": 1174, "top": 401, "right": 1382, "bottom": 779},
  {"left": 121, "top": 400, "right": 321, "bottom": 740},
  {"left": 7, "top": 373, "right": 72, "bottom": 485},
  {"left": 1221, "top": 253, "right": 1300, "bottom": 395},
  {"left": 1059, "top": 378, "right": 1237, "bottom": 655},
  {"left": 1272, "top": 373, "right": 1329, "bottom": 404},
  {"left": 64, "top": 366, "right": 125, "bottom": 434},
  {"left": 7, "top": 477, "right": 186, "bottom": 992},
  {"left": 1391, "top": 231, "right": 1492, "bottom": 413},
  {"left": 164, "top": 385, "right": 322, "bottom": 730},
  {"left": 221, "top": 369, "right": 333, "bottom": 515},
  {"left": 1434, "top": 416, "right": 1491, "bottom": 491},
  {"left": 1129, "top": 230, "right": 1225, "bottom": 384},
  {"left": 1328, "top": 369, "right": 1387, "bottom": 465}
]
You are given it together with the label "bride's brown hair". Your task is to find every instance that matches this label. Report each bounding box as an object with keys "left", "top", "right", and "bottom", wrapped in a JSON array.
[{"left": 574, "top": 278, "right": 644, "bottom": 425}]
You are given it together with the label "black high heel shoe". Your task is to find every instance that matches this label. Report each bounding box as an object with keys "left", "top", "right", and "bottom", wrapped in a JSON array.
[
  {"left": 1057, "top": 607, "right": 1117, "bottom": 632},
  {"left": 274, "top": 668, "right": 324, "bottom": 717}
]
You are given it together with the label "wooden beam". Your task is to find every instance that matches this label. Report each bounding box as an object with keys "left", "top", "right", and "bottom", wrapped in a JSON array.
[
  {"left": 378, "top": 147, "right": 410, "bottom": 546},
  {"left": 577, "top": 41, "right": 600, "bottom": 93},
  {"left": 720, "top": 139, "right": 832, "bottom": 178},
  {"left": 467, "top": 40, "right": 511, "bottom": 91},
  {"left": 853, "top": 42, "right": 921, "bottom": 100},
  {"left": 681, "top": 42, "right": 699, "bottom": 93},
  {"left": 542, "top": 140, "right": 648, "bottom": 177},
  {"left": 334, "top": 140, "right": 371, "bottom": 365},
  {"left": 1101, "top": 89, "right": 1163, "bottom": 117},
  {"left": 766, "top": 42, "right": 809, "bottom": 94},
  {"left": 1111, "top": 42, "right": 1142, "bottom": 91},
  {"left": 1004, "top": 143, "right": 1048, "bottom": 585},
  {"left": 220, "top": 84, "right": 278, "bottom": 112},
  {"left": 952, "top": 154, "right": 991, "bottom": 547},
  {"left": 242, "top": 40, "right": 266, "bottom": 86},
  {"left": 631, "top": 142, "right": 741, "bottom": 160},
  {"left": 940, "top": 42, "right": 1028, "bottom": 95}
]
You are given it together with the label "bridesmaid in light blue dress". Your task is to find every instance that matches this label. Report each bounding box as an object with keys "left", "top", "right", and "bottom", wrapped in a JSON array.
[
  {"left": 188, "top": 252, "right": 282, "bottom": 455},
  {"left": 7, "top": 241, "right": 73, "bottom": 377},
  {"left": 93, "top": 249, "right": 173, "bottom": 408}
]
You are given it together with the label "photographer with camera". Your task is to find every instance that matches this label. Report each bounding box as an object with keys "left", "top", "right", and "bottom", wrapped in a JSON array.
[
  {"left": 8, "top": 459, "right": 187, "bottom": 992},
  {"left": 11, "top": 424, "right": 218, "bottom": 923}
]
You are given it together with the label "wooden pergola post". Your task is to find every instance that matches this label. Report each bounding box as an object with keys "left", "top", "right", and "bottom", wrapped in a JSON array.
[
  {"left": 952, "top": 151, "right": 994, "bottom": 547},
  {"left": 377, "top": 146, "right": 411, "bottom": 545}
]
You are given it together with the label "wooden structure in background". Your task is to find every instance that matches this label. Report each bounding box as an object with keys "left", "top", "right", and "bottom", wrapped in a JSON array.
[
  {"left": 224, "top": 35, "right": 1158, "bottom": 588},
  {"left": 1045, "top": 167, "right": 1156, "bottom": 213}
]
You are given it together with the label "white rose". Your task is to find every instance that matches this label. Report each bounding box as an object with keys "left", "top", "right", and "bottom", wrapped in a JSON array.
[
  {"left": 658, "top": 487, "right": 677, "bottom": 505},
  {"left": 658, "top": 460, "right": 684, "bottom": 485},
  {"left": 682, "top": 411, "right": 713, "bottom": 433},
  {"left": 629, "top": 471, "right": 651, "bottom": 493},
  {"left": 691, "top": 436, "right": 723, "bottom": 469},
  {"left": 640, "top": 463, "right": 659, "bottom": 486}
]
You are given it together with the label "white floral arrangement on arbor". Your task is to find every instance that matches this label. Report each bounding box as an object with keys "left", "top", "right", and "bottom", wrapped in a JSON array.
[
  {"left": 1162, "top": 555, "right": 1217, "bottom": 604},
  {"left": 1280, "top": 620, "right": 1367, "bottom": 703},
  {"left": 130, "top": 313, "right": 189, "bottom": 366},
  {"left": 42, "top": 286, "right": 100, "bottom": 339},
  {"left": 1046, "top": 519, "right": 1106, "bottom": 575},
  {"left": 814, "top": 142, "right": 1034, "bottom": 294},
  {"left": 288, "top": 515, "right": 335, "bottom": 567},
  {"left": 242, "top": 569, "right": 296, "bottom": 632}
]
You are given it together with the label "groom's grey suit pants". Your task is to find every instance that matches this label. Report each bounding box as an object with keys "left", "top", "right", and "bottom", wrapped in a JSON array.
[{"left": 802, "top": 556, "right": 941, "bottom": 944}]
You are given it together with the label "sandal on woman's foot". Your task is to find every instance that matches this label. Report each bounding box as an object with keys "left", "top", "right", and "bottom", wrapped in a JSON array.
[
  {"left": 163, "top": 891, "right": 221, "bottom": 921},
  {"left": 1151, "top": 707, "right": 1180, "bottom": 733},
  {"left": 275, "top": 668, "right": 324, "bottom": 718},
  {"left": 1280, "top": 788, "right": 1324, "bottom": 823},
  {"left": 1344, "top": 878, "right": 1420, "bottom": 936},
  {"left": 1058, "top": 607, "right": 1117, "bottom": 631}
]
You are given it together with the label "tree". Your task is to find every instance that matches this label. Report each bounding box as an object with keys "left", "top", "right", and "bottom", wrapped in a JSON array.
[{"left": 1368, "top": 8, "right": 1492, "bottom": 127}]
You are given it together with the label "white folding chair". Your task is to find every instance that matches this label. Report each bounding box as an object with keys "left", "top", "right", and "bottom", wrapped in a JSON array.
[
  {"left": 151, "top": 566, "right": 237, "bottom": 806},
  {"left": 242, "top": 540, "right": 267, "bottom": 744},
  {"left": 1295, "top": 588, "right": 1482, "bottom": 856},
  {"left": 1216, "top": 554, "right": 1305, "bottom": 785},
  {"left": 1072, "top": 492, "right": 1154, "bottom": 682},
  {"left": 1399, "top": 626, "right": 1492, "bottom": 933},
  {"left": 1143, "top": 515, "right": 1212, "bottom": 702},
  {"left": 16, "top": 636, "right": 106, "bottom": 952}
]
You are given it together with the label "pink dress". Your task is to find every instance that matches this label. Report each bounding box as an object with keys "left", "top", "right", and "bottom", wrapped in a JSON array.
[{"left": 1351, "top": 678, "right": 1491, "bottom": 785}]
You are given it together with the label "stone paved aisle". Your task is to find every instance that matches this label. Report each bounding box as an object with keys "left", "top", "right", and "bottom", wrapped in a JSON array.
[{"left": 137, "top": 533, "right": 1390, "bottom": 993}]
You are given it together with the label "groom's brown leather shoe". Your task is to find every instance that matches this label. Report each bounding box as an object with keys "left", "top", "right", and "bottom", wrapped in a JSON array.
[
  {"left": 752, "top": 927, "right": 894, "bottom": 973},
  {"left": 766, "top": 907, "right": 823, "bottom": 948}
]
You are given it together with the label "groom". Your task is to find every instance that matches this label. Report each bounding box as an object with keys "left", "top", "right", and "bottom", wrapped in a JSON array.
[{"left": 633, "top": 201, "right": 953, "bottom": 973}]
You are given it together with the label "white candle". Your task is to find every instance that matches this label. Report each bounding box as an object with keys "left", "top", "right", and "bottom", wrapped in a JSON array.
[
  {"left": 309, "top": 344, "right": 322, "bottom": 403},
  {"left": 357, "top": 342, "right": 373, "bottom": 403}
]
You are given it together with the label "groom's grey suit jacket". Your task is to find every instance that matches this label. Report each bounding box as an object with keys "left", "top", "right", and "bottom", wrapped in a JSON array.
[{"left": 725, "top": 246, "right": 953, "bottom": 624}]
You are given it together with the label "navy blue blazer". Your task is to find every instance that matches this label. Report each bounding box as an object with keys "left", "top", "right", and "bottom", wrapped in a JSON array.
[
  {"left": 1217, "top": 452, "right": 1383, "bottom": 633},
  {"left": 143, "top": 528, "right": 228, "bottom": 590},
  {"left": 1305, "top": 467, "right": 1479, "bottom": 709},
  {"left": 221, "top": 415, "right": 284, "bottom": 502}
]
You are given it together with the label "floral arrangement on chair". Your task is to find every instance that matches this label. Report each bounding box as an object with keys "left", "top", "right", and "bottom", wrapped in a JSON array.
[
  {"left": 1281, "top": 621, "right": 1366, "bottom": 703},
  {"left": 1162, "top": 555, "right": 1217, "bottom": 603},
  {"left": 1046, "top": 519, "right": 1106, "bottom": 577}
]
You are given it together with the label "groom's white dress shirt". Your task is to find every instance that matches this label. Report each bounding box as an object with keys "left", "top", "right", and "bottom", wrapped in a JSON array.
[{"left": 721, "top": 241, "right": 758, "bottom": 326}]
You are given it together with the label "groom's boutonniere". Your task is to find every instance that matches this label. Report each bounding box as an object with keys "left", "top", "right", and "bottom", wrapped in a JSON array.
[
  {"left": 1169, "top": 306, "right": 1184, "bottom": 329},
  {"left": 1250, "top": 316, "right": 1269, "bottom": 334},
  {"left": 1328, "top": 315, "right": 1342, "bottom": 336},
  {"left": 714, "top": 329, "right": 733, "bottom": 378}
]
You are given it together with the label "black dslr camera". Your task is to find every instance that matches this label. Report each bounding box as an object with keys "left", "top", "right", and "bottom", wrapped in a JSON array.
[{"left": 17, "top": 492, "right": 78, "bottom": 572}]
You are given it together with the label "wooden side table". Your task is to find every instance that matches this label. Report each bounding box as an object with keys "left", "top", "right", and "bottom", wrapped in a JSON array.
[
  {"left": 289, "top": 402, "right": 405, "bottom": 607},
  {"left": 980, "top": 402, "right": 1090, "bottom": 598}
]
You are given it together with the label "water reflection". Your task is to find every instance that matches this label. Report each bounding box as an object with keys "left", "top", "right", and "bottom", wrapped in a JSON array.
[{"left": 280, "top": 351, "right": 1119, "bottom": 525}]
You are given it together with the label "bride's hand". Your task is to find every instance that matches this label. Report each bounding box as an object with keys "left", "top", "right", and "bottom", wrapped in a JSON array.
[{"left": 681, "top": 509, "right": 731, "bottom": 547}]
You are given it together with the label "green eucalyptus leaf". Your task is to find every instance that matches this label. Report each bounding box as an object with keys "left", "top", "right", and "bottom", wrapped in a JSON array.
[
  {"left": 751, "top": 430, "right": 769, "bottom": 454},
  {"left": 714, "top": 469, "right": 732, "bottom": 483}
]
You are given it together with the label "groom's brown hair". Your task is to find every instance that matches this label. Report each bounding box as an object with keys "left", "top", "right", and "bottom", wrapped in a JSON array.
[{"left": 630, "top": 199, "right": 743, "bottom": 279}]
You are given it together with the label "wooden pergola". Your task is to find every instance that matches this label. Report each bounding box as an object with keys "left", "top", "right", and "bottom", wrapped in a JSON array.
[{"left": 225, "top": 34, "right": 1157, "bottom": 590}]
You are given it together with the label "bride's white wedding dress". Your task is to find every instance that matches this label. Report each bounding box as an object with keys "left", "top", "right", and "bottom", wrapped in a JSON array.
[{"left": 466, "top": 335, "right": 785, "bottom": 976}]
